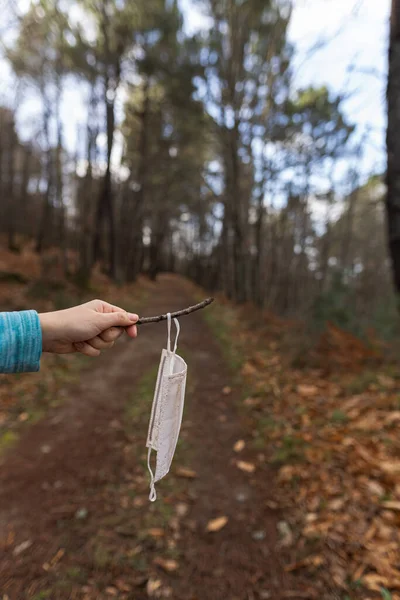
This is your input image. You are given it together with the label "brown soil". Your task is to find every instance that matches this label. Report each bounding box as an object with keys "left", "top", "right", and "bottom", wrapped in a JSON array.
[{"left": 0, "top": 276, "right": 299, "bottom": 600}]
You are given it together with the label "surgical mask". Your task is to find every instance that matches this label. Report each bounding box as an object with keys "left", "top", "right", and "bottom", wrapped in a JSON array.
[{"left": 146, "top": 313, "right": 187, "bottom": 501}]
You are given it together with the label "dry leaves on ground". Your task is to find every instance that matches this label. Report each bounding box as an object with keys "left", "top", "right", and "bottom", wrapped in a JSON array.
[
  {"left": 234, "top": 304, "right": 400, "bottom": 597},
  {"left": 237, "top": 460, "right": 256, "bottom": 473},
  {"left": 206, "top": 516, "right": 229, "bottom": 532}
]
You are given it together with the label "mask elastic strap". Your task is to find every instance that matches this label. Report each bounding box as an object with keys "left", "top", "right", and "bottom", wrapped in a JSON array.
[
  {"left": 167, "top": 312, "right": 172, "bottom": 353},
  {"left": 166, "top": 313, "right": 180, "bottom": 354},
  {"left": 173, "top": 318, "right": 180, "bottom": 353},
  {"left": 147, "top": 447, "right": 157, "bottom": 502}
]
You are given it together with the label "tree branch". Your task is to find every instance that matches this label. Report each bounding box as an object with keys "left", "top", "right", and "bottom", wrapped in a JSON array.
[{"left": 137, "top": 297, "right": 214, "bottom": 324}]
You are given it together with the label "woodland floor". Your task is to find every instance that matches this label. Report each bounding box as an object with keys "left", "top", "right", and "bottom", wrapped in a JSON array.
[
  {"left": 0, "top": 275, "right": 299, "bottom": 600},
  {"left": 0, "top": 269, "right": 400, "bottom": 600}
]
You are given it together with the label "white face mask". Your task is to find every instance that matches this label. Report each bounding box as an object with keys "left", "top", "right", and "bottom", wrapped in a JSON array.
[{"left": 146, "top": 313, "right": 187, "bottom": 501}]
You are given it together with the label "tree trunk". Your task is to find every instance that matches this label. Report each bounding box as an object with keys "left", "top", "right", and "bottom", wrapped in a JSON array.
[
  {"left": 19, "top": 145, "right": 32, "bottom": 219},
  {"left": 386, "top": 0, "right": 400, "bottom": 294},
  {"left": 36, "top": 102, "right": 53, "bottom": 254},
  {"left": 55, "top": 76, "right": 69, "bottom": 275},
  {"left": 6, "top": 120, "right": 18, "bottom": 252},
  {"left": 93, "top": 78, "right": 116, "bottom": 278},
  {"left": 77, "top": 86, "right": 98, "bottom": 286},
  {"left": 254, "top": 192, "right": 264, "bottom": 307},
  {"left": 229, "top": 121, "right": 247, "bottom": 303},
  {"left": 126, "top": 78, "right": 150, "bottom": 282}
]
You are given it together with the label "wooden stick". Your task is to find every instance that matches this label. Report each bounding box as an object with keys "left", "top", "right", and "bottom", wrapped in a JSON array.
[{"left": 137, "top": 297, "right": 214, "bottom": 325}]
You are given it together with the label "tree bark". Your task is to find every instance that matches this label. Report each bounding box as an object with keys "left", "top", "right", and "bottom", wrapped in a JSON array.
[
  {"left": 6, "top": 119, "right": 18, "bottom": 252},
  {"left": 55, "top": 74, "right": 68, "bottom": 275},
  {"left": 386, "top": 0, "right": 400, "bottom": 295},
  {"left": 93, "top": 75, "right": 117, "bottom": 278},
  {"left": 36, "top": 100, "right": 53, "bottom": 254},
  {"left": 127, "top": 78, "right": 150, "bottom": 281}
]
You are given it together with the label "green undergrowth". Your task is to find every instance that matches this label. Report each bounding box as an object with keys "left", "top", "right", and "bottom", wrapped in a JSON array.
[{"left": 198, "top": 296, "right": 244, "bottom": 373}]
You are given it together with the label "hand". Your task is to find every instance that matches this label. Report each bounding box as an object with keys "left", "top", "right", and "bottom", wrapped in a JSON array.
[{"left": 39, "top": 299, "right": 139, "bottom": 357}]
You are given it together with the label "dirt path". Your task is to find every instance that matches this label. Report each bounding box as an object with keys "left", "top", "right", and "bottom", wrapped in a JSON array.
[{"left": 0, "top": 276, "right": 292, "bottom": 600}]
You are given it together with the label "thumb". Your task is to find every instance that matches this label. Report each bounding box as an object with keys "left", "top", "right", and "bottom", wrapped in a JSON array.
[{"left": 101, "top": 311, "right": 138, "bottom": 329}]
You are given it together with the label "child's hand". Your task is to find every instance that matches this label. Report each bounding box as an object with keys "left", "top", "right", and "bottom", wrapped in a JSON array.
[{"left": 39, "top": 300, "right": 139, "bottom": 356}]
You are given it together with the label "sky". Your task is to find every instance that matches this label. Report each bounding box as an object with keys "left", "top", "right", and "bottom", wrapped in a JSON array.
[
  {"left": 0, "top": 0, "right": 390, "bottom": 180},
  {"left": 180, "top": 0, "right": 390, "bottom": 178}
]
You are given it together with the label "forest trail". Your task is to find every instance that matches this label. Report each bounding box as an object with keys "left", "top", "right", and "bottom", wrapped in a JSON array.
[{"left": 0, "top": 275, "right": 294, "bottom": 600}]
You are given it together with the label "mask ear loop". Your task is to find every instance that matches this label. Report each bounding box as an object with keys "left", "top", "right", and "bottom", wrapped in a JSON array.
[
  {"left": 166, "top": 313, "right": 180, "bottom": 353},
  {"left": 173, "top": 318, "right": 180, "bottom": 352},
  {"left": 147, "top": 447, "right": 157, "bottom": 502},
  {"left": 167, "top": 312, "right": 172, "bottom": 353},
  {"left": 168, "top": 317, "right": 180, "bottom": 375}
]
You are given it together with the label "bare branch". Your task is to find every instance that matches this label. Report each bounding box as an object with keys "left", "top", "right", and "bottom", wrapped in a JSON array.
[{"left": 137, "top": 297, "right": 214, "bottom": 325}]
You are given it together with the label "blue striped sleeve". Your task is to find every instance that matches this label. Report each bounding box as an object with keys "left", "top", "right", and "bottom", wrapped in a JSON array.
[{"left": 0, "top": 310, "right": 42, "bottom": 373}]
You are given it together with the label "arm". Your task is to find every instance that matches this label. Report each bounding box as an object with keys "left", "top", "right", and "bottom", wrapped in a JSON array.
[
  {"left": 0, "top": 310, "right": 42, "bottom": 373},
  {"left": 0, "top": 300, "right": 139, "bottom": 374}
]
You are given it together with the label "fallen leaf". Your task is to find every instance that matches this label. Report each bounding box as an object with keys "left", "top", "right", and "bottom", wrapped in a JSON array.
[
  {"left": 154, "top": 557, "right": 179, "bottom": 572},
  {"left": 105, "top": 587, "right": 118, "bottom": 597},
  {"left": 243, "top": 397, "right": 261, "bottom": 407},
  {"left": 133, "top": 496, "right": 146, "bottom": 508},
  {"left": 353, "top": 564, "right": 367, "bottom": 581},
  {"left": 328, "top": 498, "right": 345, "bottom": 511},
  {"left": 234, "top": 439, "right": 245, "bottom": 452},
  {"left": 382, "top": 501, "right": 400, "bottom": 511},
  {"left": 176, "top": 467, "right": 197, "bottom": 479},
  {"left": 278, "top": 465, "right": 297, "bottom": 481},
  {"left": 75, "top": 507, "right": 88, "bottom": 520},
  {"left": 286, "top": 555, "right": 325, "bottom": 572},
  {"left": 18, "top": 412, "right": 29, "bottom": 422},
  {"left": 13, "top": 540, "right": 32, "bottom": 556},
  {"left": 115, "top": 579, "right": 132, "bottom": 592},
  {"left": 120, "top": 496, "right": 129, "bottom": 509},
  {"left": 277, "top": 521, "right": 293, "bottom": 547},
  {"left": 241, "top": 361, "right": 258, "bottom": 376},
  {"left": 222, "top": 386, "right": 232, "bottom": 395},
  {"left": 377, "top": 374, "right": 395, "bottom": 388},
  {"left": 366, "top": 480, "right": 385, "bottom": 496},
  {"left": 50, "top": 548, "right": 65, "bottom": 566},
  {"left": 385, "top": 411, "right": 400, "bottom": 425},
  {"left": 237, "top": 460, "right": 256, "bottom": 473},
  {"left": 297, "top": 384, "right": 318, "bottom": 397},
  {"left": 176, "top": 503, "right": 189, "bottom": 517},
  {"left": 380, "top": 460, "right": 400, "bottom": 475},
  {"left": 146, "top": 579, "right": 162, "bottom": 596},
  {"left": 362, "top": 573, "right": 400, "bottom": 591},
  {"left": 148, "top": 528, "right": 165, "bottom": 538},
  {"left": 206, "top": 516, "right": 228, "bottom": 532}
]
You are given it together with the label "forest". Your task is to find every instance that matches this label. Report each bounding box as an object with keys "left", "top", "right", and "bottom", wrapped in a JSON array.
[
  {"left": 0, "top": 0, "right": 392, "bottom": 333},
  {"left": 1, "top": 1, "right": 399, "bottom": 600}
]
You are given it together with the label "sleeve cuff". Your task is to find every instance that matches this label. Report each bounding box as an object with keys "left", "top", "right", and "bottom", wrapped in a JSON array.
[{"left": 0, "top": 310, "right": 42, "bottom": 373}]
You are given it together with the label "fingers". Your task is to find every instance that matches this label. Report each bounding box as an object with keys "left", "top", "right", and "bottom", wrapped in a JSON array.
[
  {"left": 90, "top": 300, "right": 123, "bottom": 313},
  {"left": 75, "top": 325, "right": 137, "bottom": 357},
  {"left": 99, "top": 327, "right": 124, "bottom": 343},
  {"left": 87, "top": 336, "right": 115, "bottom": 351},
  {"left": 91, "top": 299, "right": 135, "bottom": 316},
  {"left": 125, "top": 324, "right": 138, "bottom": 339},
  {"left": 102, "top": 311, "right": 139, "bottom": 329},
  {"left": 74, "top": 341, "right": 101, "bottom": 357}
]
